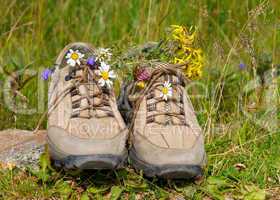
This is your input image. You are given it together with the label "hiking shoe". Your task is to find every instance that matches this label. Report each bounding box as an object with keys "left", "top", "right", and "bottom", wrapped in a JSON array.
[
  {"left": 47, "top": 43, "right": 128, "bottom": 170},
  {"left": 125, "top": 62, "right": 206, "bottom": 179}
]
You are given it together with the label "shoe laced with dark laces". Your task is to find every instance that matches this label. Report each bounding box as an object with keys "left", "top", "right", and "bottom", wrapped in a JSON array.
[
  {"left": 44, "top": 51, "right": 115, "bottom": 123},
  {"left": 145, "top": 73, "right": 186, "bottom": 126},
  {"left": 128, "top": 62, "right": 190, "bottom": 127},
  {"left": 34, "top": 45, "right": 116, "bottom": 133},
  {"left": 64, "top": 60, "right": 114, "bottom": 119}
]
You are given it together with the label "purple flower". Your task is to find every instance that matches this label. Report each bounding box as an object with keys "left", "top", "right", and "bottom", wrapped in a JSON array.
[
  {"left": 41, "top": 69, "right": 52, "bottom": 80},
  {"left": 87, "top": 57, "right": 96, "bottom": 69},
  {"left": 239, "top": 63, "right": 246, "bottom": 70}
]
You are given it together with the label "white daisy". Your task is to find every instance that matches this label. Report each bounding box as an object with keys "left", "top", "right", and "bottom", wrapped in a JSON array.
[
  {"left": 95, "top": 48, "right": 112, "bottom": 62},
  {"left": 65, "top": 49, "right": 84, "bottom": 67},
  {"left": 95, "top": 62, "right": 116, "bottom": 88},
  {"left": 160, "top": 81, "right": 173, "bottom": 101}
]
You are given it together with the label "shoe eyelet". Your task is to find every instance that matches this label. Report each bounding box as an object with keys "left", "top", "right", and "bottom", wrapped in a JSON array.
[
  {"left": 147, "top": 103, "right": 156, "bottom": 112},
  {"left": 146, "top": 115, "right": 155, "bottom": 123},
  {"left": 65, "top": 74, "right": 72, "bottom": 81}
]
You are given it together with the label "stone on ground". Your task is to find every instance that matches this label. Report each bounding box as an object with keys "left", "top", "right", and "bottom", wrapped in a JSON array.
[{"left": 0, "top": 129, "right": 46, "bottom": 169}]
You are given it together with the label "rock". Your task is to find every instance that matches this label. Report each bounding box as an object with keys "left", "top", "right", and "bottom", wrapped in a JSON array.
[{"left": 0, "top": 129, "right": 46, "bottom": 169}]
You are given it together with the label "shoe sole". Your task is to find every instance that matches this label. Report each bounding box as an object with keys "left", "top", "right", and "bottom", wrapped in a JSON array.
[
  {"left": 48, "top": 139, "right": 127, "bottom": 170},
  {"left": 129, "top": 148, "right": 203, "bottom": 179}
]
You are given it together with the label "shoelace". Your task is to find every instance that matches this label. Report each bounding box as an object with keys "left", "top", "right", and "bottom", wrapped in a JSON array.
[
  {"left": 65, "top": 62, "right": 113, "bottom": 118},
  {"left": 145, "top": 74, "right": 186, "bottom": 125},
  {"left": 129, "top": 62, "right": 190, "bottom": 127},
  {"left": 34, "top": 61, "right": 113, "bottom": 133}
]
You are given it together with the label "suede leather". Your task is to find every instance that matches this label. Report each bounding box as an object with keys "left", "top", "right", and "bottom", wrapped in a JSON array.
[
  {"left": 131, "top": 66, "right": 206, "bottom": 167},
  {"left": 47, "top": 126, "right": 128, "bottom": 159},
  {"left": 132, "top": 132, "right": 205, "bottom": 166},
  {"left": 47, "top": 43, "right": 128, "bottom": 159}
]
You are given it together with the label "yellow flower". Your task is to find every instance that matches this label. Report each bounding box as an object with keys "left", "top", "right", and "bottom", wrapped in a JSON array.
[
  {"left": 0, "top": 161, "right": 16, "bottom": 170},
  {"left": 136, "top": 81, "right": 145, "bottom": 89},
  {"left": 6, "top": 162, "right": 16, "bottom": 170},
  {"left": 168, "top": 25, "right": 204, "bottom": 79},
  {"left": 170, "top": 25, "right": 195, "bottom": 46}
]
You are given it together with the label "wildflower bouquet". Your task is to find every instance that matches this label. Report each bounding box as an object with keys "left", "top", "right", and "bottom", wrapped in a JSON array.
[
  {"left": 110, "top": 25, "right": 205, "bottom": 125},
  {"left": 42, "top": 25, "right": 204, "bottom": 91},
  {"left": 115, "top": 25, "right": 204, "bottom": 81}
]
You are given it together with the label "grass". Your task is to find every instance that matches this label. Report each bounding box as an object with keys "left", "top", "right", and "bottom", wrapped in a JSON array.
[{"left": 0, "top": 0, "right": 279, "bottom": 199}]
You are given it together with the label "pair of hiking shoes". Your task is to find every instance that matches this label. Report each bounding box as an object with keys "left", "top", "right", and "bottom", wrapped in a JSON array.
[{"left": 47, "top": 43, "right": 206, "bottom": 179}]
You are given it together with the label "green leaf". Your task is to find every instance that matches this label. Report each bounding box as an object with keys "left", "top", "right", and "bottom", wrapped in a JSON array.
[
  {"left": 39, "top": 146, "right": 54, "bottom": 172},
  {"left": 182, "top": 186, "right": 197, "bottom": 199},
  {"left": 271, "top": 158, "right": 280, "bottom": 170},
  {"left": 221, "top": 166, "right": 240, "bottom": 182},
  {"left": 155, "top": 189, "right": 169, "bottom": 200},
  {"left": 207, "top": 176, "right": 230, "bottom": 188},
  {"left": 87, "top": 185, "right": 110, "bottom": 194},
  {"left": 204, "top": 185, "right": 225, "bottom": 200},
  {"left": 95, "top": 193, "right": 104, "bottom": 200},
  {"left": 115, "top": 169, "right": 128, "bottom": 179},
  {"left": 244, "top": 189, "right": 266, "bottom": 200},
  {"left": 39, "top": 152, "right": 48, "bottom": 172},
  {"left": 55, "top": 181, "right": 72, "bottom": 199},
  {"left": 37, "top": 170, "right": 50, "bottom": 182},
  {"left": 125, "top": 180, "right": 148, "bottom": 190},
  {"left": 110, "top": 186, "right": 123, "bottom": 200},
  {"left": 242, "top": 185, "right": 266, "bottom": 200},
  {"left": 124, "top": 176, "right": 148, "bottom": 191},
  {"left": 128, "top": 192, "right": 136, "bottom": 200},
  {"left": 80, "top": 192, "right": 90, "bottom": 200}
]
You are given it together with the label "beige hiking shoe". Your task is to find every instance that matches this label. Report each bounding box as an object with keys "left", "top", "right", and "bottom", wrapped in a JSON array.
[
  {"left": 47, "top": 43, "right": 128, "bottom": 170},
  {"left": 123, "top": 62, "right": 206, "bottom": 179}
]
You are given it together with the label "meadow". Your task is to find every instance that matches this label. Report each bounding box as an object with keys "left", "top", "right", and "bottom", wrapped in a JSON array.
[{"left": 0, "top": 0, "right": 279, "bottom": 199}]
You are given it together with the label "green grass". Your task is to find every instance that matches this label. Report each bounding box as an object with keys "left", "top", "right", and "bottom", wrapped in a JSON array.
[{"left": 0, "top": 0, "right": 279, "bottom": 199}]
